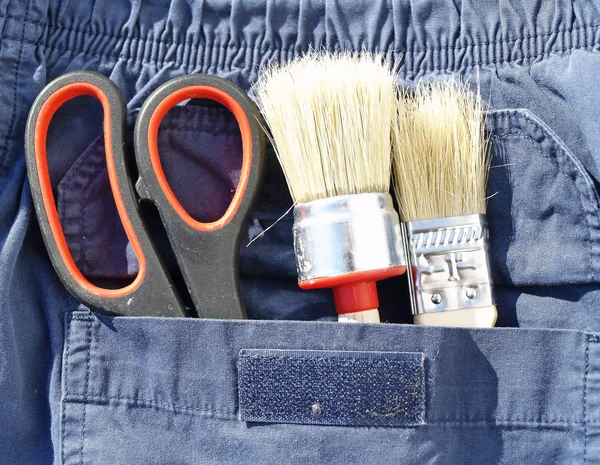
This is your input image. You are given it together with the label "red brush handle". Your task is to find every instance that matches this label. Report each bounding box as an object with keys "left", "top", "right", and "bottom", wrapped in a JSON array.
[
  {"left": 299, "top": 266, "right": 406, "bottom": 315},
  {"left": 332, "top": 281, "right": 379, "bottom": 314}
]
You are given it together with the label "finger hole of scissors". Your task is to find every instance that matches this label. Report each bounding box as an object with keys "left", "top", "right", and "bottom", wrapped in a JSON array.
[
  {"left": 34, "top": 81, "right": 146, "bottom": 299},
  {"left": 147, "top": 86, "right": 253, "bottom": 232}
]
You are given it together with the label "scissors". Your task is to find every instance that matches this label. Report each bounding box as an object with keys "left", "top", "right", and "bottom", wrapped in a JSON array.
[{"left": 25, "top": 71, "right": 265, "bottom": 319}]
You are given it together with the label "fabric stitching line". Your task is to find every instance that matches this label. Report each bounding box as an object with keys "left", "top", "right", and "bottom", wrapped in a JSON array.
[
  {"left": 407, "top": 23, "right": 600, "bottom": 54},
  {"left": 428, "top": 418, "right": 581, "bottom": 425},
  {"left": 492, "top": 107, "right": 600, "bottom": 281},
  {"left": 8, "top": 34, "right": 596, "bottom": 76},
  {"left": 79, "top": 172, "right": 89, "bottom": 273},
  {"left": 43, "top": 27, "right": 262, "bottom": 53},
  {"left": 60, "top": 315, "right": 73, "bottom": 465},
  {"left": 408, "top": 43, "right": 600, "bottom": 75},
  {"left": 498, "top": 132, "right": 594, "bottom": 281},
  {"left": 64, "top": 393, "right": 237, "bottom": 418},
  {"left": 0, "top": 18, "right": 598, "bottom": 71},
  {"left": 62, "top": 393, "right": 581, "bottom": 425},
  {"left": 63, "top": 139, "right": 108, "bottom": 273},
  {"left": 78, "top": 144, "right": 110, "bottom": 270},
  {"left": 0, "top": 35, "right": 251, "bottom": 70},
  {"left": 422, "top": 420, "right": 579, "bottom": 427},
  {"left": 3, "top": 14, "right": 598, "bottom": 55},
  {"left": 584, "top": 334, "right": 589, "bottom": 464},
  {"left": 39, "top": 32, "right": 599, "bottom": 65},
  {"left": 79, "top": 318, "right": 92, "bottom": 465},
  {"left": 494, "top": 111, "right": 600, "bottom": 199},
  {"left": 0, "top": 0, "right": 31, "bottom": 173},
  {"left": 66, "top": 379, "right": 576, "bottom": 425},
  {"left": 2, "top": 31, "right": 595, "bottom": 74},
  {"left": 0, "top": 14, "right": 598, "bottom": 81}
]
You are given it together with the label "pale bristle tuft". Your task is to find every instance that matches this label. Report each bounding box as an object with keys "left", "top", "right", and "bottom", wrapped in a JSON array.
[
  {"left": 392, "top": 81, "right": 489, "bottom": 222},
  {"left": 255, "top": 51, "right": 396, "bottom": 203}
]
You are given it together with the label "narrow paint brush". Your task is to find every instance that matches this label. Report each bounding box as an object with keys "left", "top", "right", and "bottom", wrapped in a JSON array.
[
  {"left": 255, "top": 52, "right": 406, "bottom": 323},
  {"left": 392, "top": 81, "right": 497, "bottom": 327}
]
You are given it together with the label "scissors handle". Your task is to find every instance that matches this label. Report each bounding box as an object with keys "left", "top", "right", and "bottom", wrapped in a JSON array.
[
  {"left": 134, "top": 75, "right": 266, "bottom": 319},
  {"left": 25, "top": 71, "right": 186, "bottom": 318}
]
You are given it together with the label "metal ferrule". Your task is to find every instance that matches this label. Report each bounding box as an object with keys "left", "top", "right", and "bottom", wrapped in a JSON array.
[
  {"left": 405, "top": 214, "right": 493, "bottom": 315},
  {"left": 293, "top": 193, "right": 406, "bottom": 283}
]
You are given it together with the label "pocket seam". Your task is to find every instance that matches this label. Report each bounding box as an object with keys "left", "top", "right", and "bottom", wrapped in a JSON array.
[
  {"left": 79, "top": 317, "right": 92, "bottom": 464},
  {"left": 63, "top": 393, "right": 238, "bottom": 419},
  {"left": 496, "top": 132, "right": 594, "bottom": 281},
  {"left": 488, "top": 109, "right": 600, "bottom": 283},
  {"left": 60, "top": 312, "right": 73, "bottom": 465},
  {"left": 61, "top": 393, "right": 585, "bottom": 426}
]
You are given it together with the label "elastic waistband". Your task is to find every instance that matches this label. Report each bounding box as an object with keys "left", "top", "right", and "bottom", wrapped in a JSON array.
[
  {"left": 3, "top": 0, "right": 600, "bottom": 78},
  {"left": 64, "top": 311, "right": 600, "bottom": 428}
]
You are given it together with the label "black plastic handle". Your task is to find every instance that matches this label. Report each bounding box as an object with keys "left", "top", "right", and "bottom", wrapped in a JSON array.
[
  {"left": 25, "top": 71, "right": 186, "bottom": 318},
  {"left": 133, "top": 74, "right": 266, "bottom": 319}
]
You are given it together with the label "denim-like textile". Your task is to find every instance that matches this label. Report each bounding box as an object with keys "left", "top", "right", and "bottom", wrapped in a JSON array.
[{"left": 2, "top": 0, "right": 600, "bottom": 463}]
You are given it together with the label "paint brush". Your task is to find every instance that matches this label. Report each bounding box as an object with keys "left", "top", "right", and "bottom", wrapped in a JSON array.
[
  {"left": 255, "top": 52, "right": 406, "bottom": 323},
  {"left": 392, "top": 81, "right": 497, "bottom": 327}
]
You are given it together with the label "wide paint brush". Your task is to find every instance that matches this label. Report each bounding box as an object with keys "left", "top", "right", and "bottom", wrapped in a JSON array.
[
  {"left": 256, "top": 52, "right": 406, "bottom": 323},
  {"left": 393, "top": 81, "right": 497, "bottom": 327}
]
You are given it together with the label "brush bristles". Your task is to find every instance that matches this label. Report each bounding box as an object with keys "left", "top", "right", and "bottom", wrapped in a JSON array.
[
  {"left": 255, "top": 51, "right": 396, "bottom": 203},
  {"left": 392, "top": 81, "right": 489, "bottom": 222}
]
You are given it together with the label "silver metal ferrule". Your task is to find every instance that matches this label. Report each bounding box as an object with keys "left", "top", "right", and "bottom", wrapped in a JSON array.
[
  {"left": 405, "top": 214, "right": 493, "bottom": 315},
  {"left": 293, "top": 193, "right": 406, "bottom": 283}
]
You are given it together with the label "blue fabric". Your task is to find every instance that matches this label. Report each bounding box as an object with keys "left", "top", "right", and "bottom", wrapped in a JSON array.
[
  {"left": 60, "top": 312, "right": 599, "bottom": 464},
  {"left": 1, "top": 0, "right": 600, "bottom": 463}
]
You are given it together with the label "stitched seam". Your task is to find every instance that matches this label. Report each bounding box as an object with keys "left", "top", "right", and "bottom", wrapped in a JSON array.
[
  {"left": 0, "top": 0, "right": 31, "bottom": 172},
  {"left": 0, "top": 22, "right": 599, "bottom": 72},
  {"left": 78, "top": 147, "right": 109, "bottom": 272},
  {"left": 64, "top": 394, "right": 237, "bottom": 417},
  {"left": 61, "top": 393, "right": 582, "bottom": 426},
  {"left": 585, "top": 335, "right": 590, "bottom": 464},
  {"left": 0, "top": 35, "right": 248, "bottom": 70},
  {"left": 497, "top": 133, "right": 595, "bottom": 281},
  {"left": 492, "top": 107, "right": 600, "bottom": 282},
  {"left": 423, "top": 421, "right": 577, "bottom": 427},
  {"left": 63, "top": 391, "right": 580, "bottom": 425},
  {"left": 364, "top": 415, "right": 580, "bottom": 424},
  {"left": 407, "top": 43, "right": 600, "bottom": 75},
  {"left": 2, "top": 14, "right": 598, "bottom": 54},
  {"left": 65, "top": 139, "right": 108, "bottom": 273},
  {"left": 2, "top": 33, "right": 597, "bottom": 74},
  {"left": 79, "top": 318, "right": 92, "bottom": 465},
  {"left": 491, "top": 111, "right": 600, "bottom": 198},
  {"left": 61, "top": 315, "right": 73, "bottom": 465},
  {"left": 79, "top": 172, "right": 89, "bottom": 274}
]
